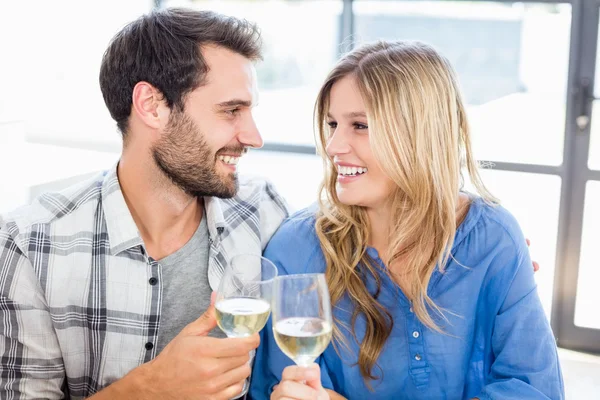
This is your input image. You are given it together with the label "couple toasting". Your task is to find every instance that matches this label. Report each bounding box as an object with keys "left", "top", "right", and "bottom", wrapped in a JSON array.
[{"left": 0, "top": 7, "right": 563, "bottom": 400}]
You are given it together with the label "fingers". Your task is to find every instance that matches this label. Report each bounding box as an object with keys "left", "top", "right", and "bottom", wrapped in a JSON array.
[
  {"left": 524, "top": 238, "right": 540, "bottom": 272},
  {"left": 272, "top": 379, "right": 318, "bottom": 400},
  {"left": 219, "top": 380, "right": 247, "bottom": 400},
  {"left": 181, "top": 305, "right": 218, "bottom": 336},
  {"left": 204, "top": 361, "right": 251, "bottom": 396},
  {"left": 192, "top": 334, "right": 259, "bottom": 358},
  {"left": 281, "top": 364, "right": 320, "bottom": 383},
  {"left": 270, "top": 365, "right": 323, "bottom": 399},
  {"left": 207, "top": 354, "right": 251, "bottom": 377}
]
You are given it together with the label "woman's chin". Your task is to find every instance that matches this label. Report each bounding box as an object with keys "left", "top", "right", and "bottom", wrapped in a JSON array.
[{"left": 335, "top": 191, "right": 363, "bottom": 207}]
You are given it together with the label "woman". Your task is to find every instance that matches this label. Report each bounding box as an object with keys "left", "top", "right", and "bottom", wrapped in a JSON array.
[{"left": 249, "top": 41, "right": 563, "bottom": 399}]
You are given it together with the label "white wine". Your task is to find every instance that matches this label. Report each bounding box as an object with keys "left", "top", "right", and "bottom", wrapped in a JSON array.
[
  {"left": 216, "top": 297, "right": 271, "bottom": 338},
  {"left": 273, "top": 317, "right": 332, "bottom": 366}
]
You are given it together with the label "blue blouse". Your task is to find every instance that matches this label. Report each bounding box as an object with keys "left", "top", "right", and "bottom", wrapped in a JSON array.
[{"left": 250, "top": 198, "right": 564, "bottom": 399}]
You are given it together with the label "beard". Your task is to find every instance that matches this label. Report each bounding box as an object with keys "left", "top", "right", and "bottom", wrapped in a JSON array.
[{"left": 151, "top": 110, "right": 242, "bottom": 199}]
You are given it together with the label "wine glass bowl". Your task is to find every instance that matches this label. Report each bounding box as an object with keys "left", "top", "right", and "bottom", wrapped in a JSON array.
[
  {"left": 215, "top": 254, "right": 278, "bottom": 338},
  {"left": 271, "top": 273, "right": 333, "bottom": 367}
]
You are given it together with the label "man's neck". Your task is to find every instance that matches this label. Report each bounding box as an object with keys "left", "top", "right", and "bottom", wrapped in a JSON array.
[{"left": 117, "top": 149, "right": 203, "bottom": 260}]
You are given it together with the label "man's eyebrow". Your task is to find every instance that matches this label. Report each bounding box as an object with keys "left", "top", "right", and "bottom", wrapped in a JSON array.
[{"left": 216, "top": 99, "right": 253, "bottom": 108}]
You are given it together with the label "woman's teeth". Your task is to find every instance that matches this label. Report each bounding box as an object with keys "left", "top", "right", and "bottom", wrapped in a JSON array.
[{"left": 338, "top": 166, "right": 367, "bottom": 176}]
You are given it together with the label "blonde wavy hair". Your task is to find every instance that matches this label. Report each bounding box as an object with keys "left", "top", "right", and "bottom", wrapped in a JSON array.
[{"left": 314, "top": 41, "right": 496, "bottom": 384}]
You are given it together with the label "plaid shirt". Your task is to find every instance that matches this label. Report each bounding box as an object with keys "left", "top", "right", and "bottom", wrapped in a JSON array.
[{"left": 0, "top": 164, "right": 290, "bottom": 399}]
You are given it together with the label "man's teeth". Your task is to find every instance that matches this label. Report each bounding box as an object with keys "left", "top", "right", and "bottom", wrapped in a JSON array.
[
  {"left": 338, "top": 166, "right": 368, "bottom": 176},
  {"left": 218, "top": 155, "right": 240, "bottom": 165}
]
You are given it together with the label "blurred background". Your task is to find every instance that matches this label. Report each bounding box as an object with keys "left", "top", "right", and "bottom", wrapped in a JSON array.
[{"left": 0, "top": 0, "right": 599, "bottom": 396}]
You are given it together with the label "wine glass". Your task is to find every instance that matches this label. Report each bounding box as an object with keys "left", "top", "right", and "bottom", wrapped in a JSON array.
[
  {"left": 215, "top": 254, "right": 277, "bottom": 337},
  {"left": 215, "top": 254, "right": 278, "bottom": 399},
  {"left": 272, "top": 273, "right": 333, "bottom": 367}
]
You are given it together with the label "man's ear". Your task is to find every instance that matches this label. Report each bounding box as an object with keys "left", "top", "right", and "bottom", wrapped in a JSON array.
[{"left": 131, "top": 81, "right": 170, "bottom": 130}]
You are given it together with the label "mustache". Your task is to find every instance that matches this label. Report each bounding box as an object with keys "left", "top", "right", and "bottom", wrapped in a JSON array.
[{"left": 216, "top": 146, "right": 248, "bottom": 157}]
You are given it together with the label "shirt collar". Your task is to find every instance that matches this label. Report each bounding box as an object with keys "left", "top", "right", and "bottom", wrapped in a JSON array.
[
  {"left": 203, "top": 196, "right": 226, "bottom": 240},
  {"left": 101, "top": 163, "right": 144, "bottom": 256},
  {"left": 102, "top": 162, "right": 227, "bottom": 256}
]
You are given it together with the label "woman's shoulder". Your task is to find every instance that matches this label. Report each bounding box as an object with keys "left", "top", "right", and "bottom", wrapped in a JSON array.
[
  {"left": 272, "top": 205, "right": 319, "bottom": 241},
  {"left": 473, "top": 197, "right": 527, "bottom": 247},
  {"left": 454, "top": 196, "right": 530, "bottom": 270},
  {"left": 263, "top": 204, "right": 325, "bottom": 275},
  {"left": 458, "top": 197, "right": 531, "bottom": 281}
]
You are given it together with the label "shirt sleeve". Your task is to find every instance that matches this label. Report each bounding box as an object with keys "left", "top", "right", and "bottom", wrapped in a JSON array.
[
  {"left": 0, "top": 230, "right": 65, "bottom": 399},
  {"left": 477, "top": 229, "right": 565, "bottom": 400}
]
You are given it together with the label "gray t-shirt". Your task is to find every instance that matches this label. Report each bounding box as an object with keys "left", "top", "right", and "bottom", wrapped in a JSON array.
[{"left": 155, "top": 216, "right": 226, "bottom": 354}]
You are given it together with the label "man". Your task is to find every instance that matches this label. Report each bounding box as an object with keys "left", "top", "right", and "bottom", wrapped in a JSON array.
[{"left": 0, "top": 8, "right": 288, "bottom": 399}]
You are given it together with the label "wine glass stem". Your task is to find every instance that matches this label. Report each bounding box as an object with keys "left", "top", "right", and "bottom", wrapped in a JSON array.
[{"left": 295, "top": 361, "right": 314, "bottom": 385}]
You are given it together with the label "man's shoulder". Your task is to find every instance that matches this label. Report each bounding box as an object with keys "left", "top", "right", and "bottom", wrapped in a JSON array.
[
  {"left": 213, "top": 175, "right": 292, "bottom": 249},
  {"left": 236, "top": 174, "right": 282, "bottom": 197},
  {"left": 0, "top": 172, "right": 106, "bottom": 249}
]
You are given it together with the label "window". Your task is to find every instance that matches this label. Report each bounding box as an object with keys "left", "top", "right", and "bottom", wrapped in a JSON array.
[
  {"left": 0, "top": 0, "right": 153, "bottom": 147},
  {"left": 353, "top": 1, "right": 571, "bottom": 166},
  {"left": 574, "top": 182, "right": 600, "bottom": 329},
  {"left": 184, "top": 0, "right": 343, "bottom": 146}
]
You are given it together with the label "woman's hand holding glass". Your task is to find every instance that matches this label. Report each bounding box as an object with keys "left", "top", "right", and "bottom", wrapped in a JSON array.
[
  {"left": 270, "top": 364, "right": 329, "bottom": 400},
  {"left": 270, "top": 273, "right": 333, "bottom": 399}
]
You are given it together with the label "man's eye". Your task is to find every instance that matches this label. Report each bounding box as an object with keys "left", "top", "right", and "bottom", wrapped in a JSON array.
[{"left": 226, "top": 108, "right": 240, "bottom": 115}]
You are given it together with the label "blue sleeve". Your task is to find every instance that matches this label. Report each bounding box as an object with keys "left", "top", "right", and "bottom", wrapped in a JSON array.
[
  {"left": 249, "top": 214, "right": 335, "bottom": 399},
  {"left": 477, "top": 223, "right": 564, "bottom": 400}
]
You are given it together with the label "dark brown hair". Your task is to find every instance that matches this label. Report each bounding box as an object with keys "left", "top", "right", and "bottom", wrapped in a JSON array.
[{"left": 99, "top": 7, "right": 262, "bottom": 135}]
